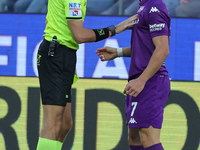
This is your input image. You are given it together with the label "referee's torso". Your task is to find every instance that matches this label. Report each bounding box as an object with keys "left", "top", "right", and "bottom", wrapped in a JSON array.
[{"left": 44, "top": 0, "right": 87, "bottom": 50}]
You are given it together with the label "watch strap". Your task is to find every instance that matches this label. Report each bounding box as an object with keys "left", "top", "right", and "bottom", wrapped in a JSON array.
[{"left": 107, "top": 25, "right": 116, "bottom": 37}]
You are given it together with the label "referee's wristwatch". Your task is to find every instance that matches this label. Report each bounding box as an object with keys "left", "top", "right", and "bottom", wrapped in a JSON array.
[{"left": 107, "top": 25, "right": 116, "bottom": 37}]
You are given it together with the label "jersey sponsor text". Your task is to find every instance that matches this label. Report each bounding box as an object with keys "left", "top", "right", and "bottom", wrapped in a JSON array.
[{"left": 149, "top": 23, "right": 165, "bottom": 32}]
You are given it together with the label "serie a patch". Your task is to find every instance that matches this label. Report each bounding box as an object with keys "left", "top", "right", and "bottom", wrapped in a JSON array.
[{"left": 69, "top": 3, "right": 82, "bottom": 17}]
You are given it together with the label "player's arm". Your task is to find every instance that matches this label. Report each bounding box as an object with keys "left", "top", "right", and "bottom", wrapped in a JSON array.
[
  {"left": 67, "top": 14, "right": 137, "bottom": 44},
  {"left": 118, "top": 47, "right": 132, "bottom": 57},
  {"left": 95, "top": 46, "right": 131, "bottom": 61},
  {"left": 124, "top": 35, "right": 169, "bottom": 97},
  {"left": 138, "top": 35, "right": 169, "bottom": 82}
]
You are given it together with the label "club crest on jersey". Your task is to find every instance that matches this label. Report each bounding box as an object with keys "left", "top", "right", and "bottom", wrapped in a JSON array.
[
  {"left": 137, "top": 6, "right": 144, "bottom": 13},
  {"left": 69, "top": 3, "right": 82, "bottom": 17},
  {"left": 149, "top": 7, "right": 160, "bottom": 13}
]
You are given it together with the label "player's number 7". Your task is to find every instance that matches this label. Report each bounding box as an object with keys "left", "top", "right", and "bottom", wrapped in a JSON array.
[{"left": 131, "top": 102, "right": 138, "bottom": 117}]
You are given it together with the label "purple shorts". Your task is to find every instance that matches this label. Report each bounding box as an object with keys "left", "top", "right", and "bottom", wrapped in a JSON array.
[{"left": 126, "top": 74, "right": 170, "bottom": 129}]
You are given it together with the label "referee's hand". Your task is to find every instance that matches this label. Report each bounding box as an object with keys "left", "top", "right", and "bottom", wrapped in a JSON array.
[{"left": 115, "top": 14, "right": 138, "bottom": 34}]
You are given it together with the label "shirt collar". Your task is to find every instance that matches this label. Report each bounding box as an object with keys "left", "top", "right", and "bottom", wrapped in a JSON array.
[{"left": 139, "top": 0, "right": 149, "bottom": 6}]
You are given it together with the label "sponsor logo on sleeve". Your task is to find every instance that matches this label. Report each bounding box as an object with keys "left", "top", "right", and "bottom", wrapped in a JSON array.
[
  {"left": 149, "top": 7, "right": 160, "bottom": 13},
  {"left": 69, "top": 3, "right": 82, "bottom": 17},
  {"left": 149, "top": 23, "right": 165, "bottom": 32}
]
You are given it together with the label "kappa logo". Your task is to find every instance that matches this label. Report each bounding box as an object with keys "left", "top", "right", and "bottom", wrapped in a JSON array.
[
  {"left": 149, "top": 7, "right": 160, "bottom": 13},
  {"left": 128, "top": 118, "right": 137, "bottom": 124}
]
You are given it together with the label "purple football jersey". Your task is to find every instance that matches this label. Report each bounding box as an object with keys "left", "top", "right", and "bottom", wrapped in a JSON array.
[{"left": 128, "top": 0, "right": 171, "bottom": 80}]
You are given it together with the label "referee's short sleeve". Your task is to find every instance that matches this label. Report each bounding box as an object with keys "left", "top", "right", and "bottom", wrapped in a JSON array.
[{"left": 64, "top": 0, "right": 83, "bottom": 20}]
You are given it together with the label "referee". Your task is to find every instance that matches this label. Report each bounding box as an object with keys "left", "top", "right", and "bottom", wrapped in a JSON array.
[{"left": 36, "top": 0, "right": 138, "bottom": 149}]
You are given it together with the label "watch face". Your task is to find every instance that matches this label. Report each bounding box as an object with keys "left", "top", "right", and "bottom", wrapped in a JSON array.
[
  {"left": 107, "top": 25, "right": 116, "bottom": 36},
  {"left": 108, "top": 25, "right": 115, "bottom": 30}
]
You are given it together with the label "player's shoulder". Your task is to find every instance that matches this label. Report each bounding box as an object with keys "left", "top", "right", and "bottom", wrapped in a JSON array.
[
  {"left": 145, "top": 1, "right": 170, "bottom": 19},
  {"left": 146, "top": 0, "right": 168, "bottom": 14}
]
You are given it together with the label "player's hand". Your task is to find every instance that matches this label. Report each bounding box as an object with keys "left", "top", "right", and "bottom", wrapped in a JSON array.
[
  {"left": 123, "top": 78, "right": 146, "bottom": 97},
  {"left": 115, "top": 14, "right": 138, "bottom": 34},
  {"left": 95, "top": 46, "right": 118, "bottom": 61}
]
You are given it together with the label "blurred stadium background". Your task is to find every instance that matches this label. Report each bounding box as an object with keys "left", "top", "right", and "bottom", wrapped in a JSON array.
[{"left": 0, "top": 0, "right": 200, "bottom": 150}]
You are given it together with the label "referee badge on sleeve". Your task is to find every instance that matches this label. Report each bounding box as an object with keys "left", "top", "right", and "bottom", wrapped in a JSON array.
[{"left": 69, "top": 3, "right": 82, "bottom": 17}]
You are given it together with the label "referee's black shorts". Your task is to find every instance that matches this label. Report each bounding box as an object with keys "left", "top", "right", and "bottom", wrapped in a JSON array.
[{"left": 37, "top": 39, "right": 76, "bottom": 106}]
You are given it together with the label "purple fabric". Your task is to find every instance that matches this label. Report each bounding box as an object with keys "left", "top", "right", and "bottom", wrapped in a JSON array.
[
  {"left": 130, "top": 145, "right": 144, "bottom": 150},
  {"left": 126, "top": 74, "right": 170, "bottom": 128},
  {"left": 129, "top": 0, "right": 171, "bottom": 80},
  {"left": 145, "top": 143, "right": 164, "bottom": 150}
]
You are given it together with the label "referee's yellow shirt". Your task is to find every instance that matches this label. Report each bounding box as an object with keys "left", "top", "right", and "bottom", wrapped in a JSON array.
[{"left": 44, "top": 0, "right": 87, "bottom": 50}]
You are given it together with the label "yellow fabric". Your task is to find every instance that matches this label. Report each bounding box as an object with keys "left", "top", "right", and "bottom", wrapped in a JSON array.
[
  {"left": 36, "top": 137, "right": 58, "bottom": 150},
  {"left": 44, "top": 0, "right": 87, "bottom": 50},
  {"left": 57, "top": 141, "right": 63, "bottom": 150},
  {"left": 72, "top": 74, "right": 79, "bottom": 86}
]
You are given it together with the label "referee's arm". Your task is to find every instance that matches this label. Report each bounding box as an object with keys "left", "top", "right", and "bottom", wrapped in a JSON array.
[
  {"left": 68, "top": 20, "right": 112, "bottom": 44},
  {"left": 67, "top": 14, "right": 137, "bottom": 44}
]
